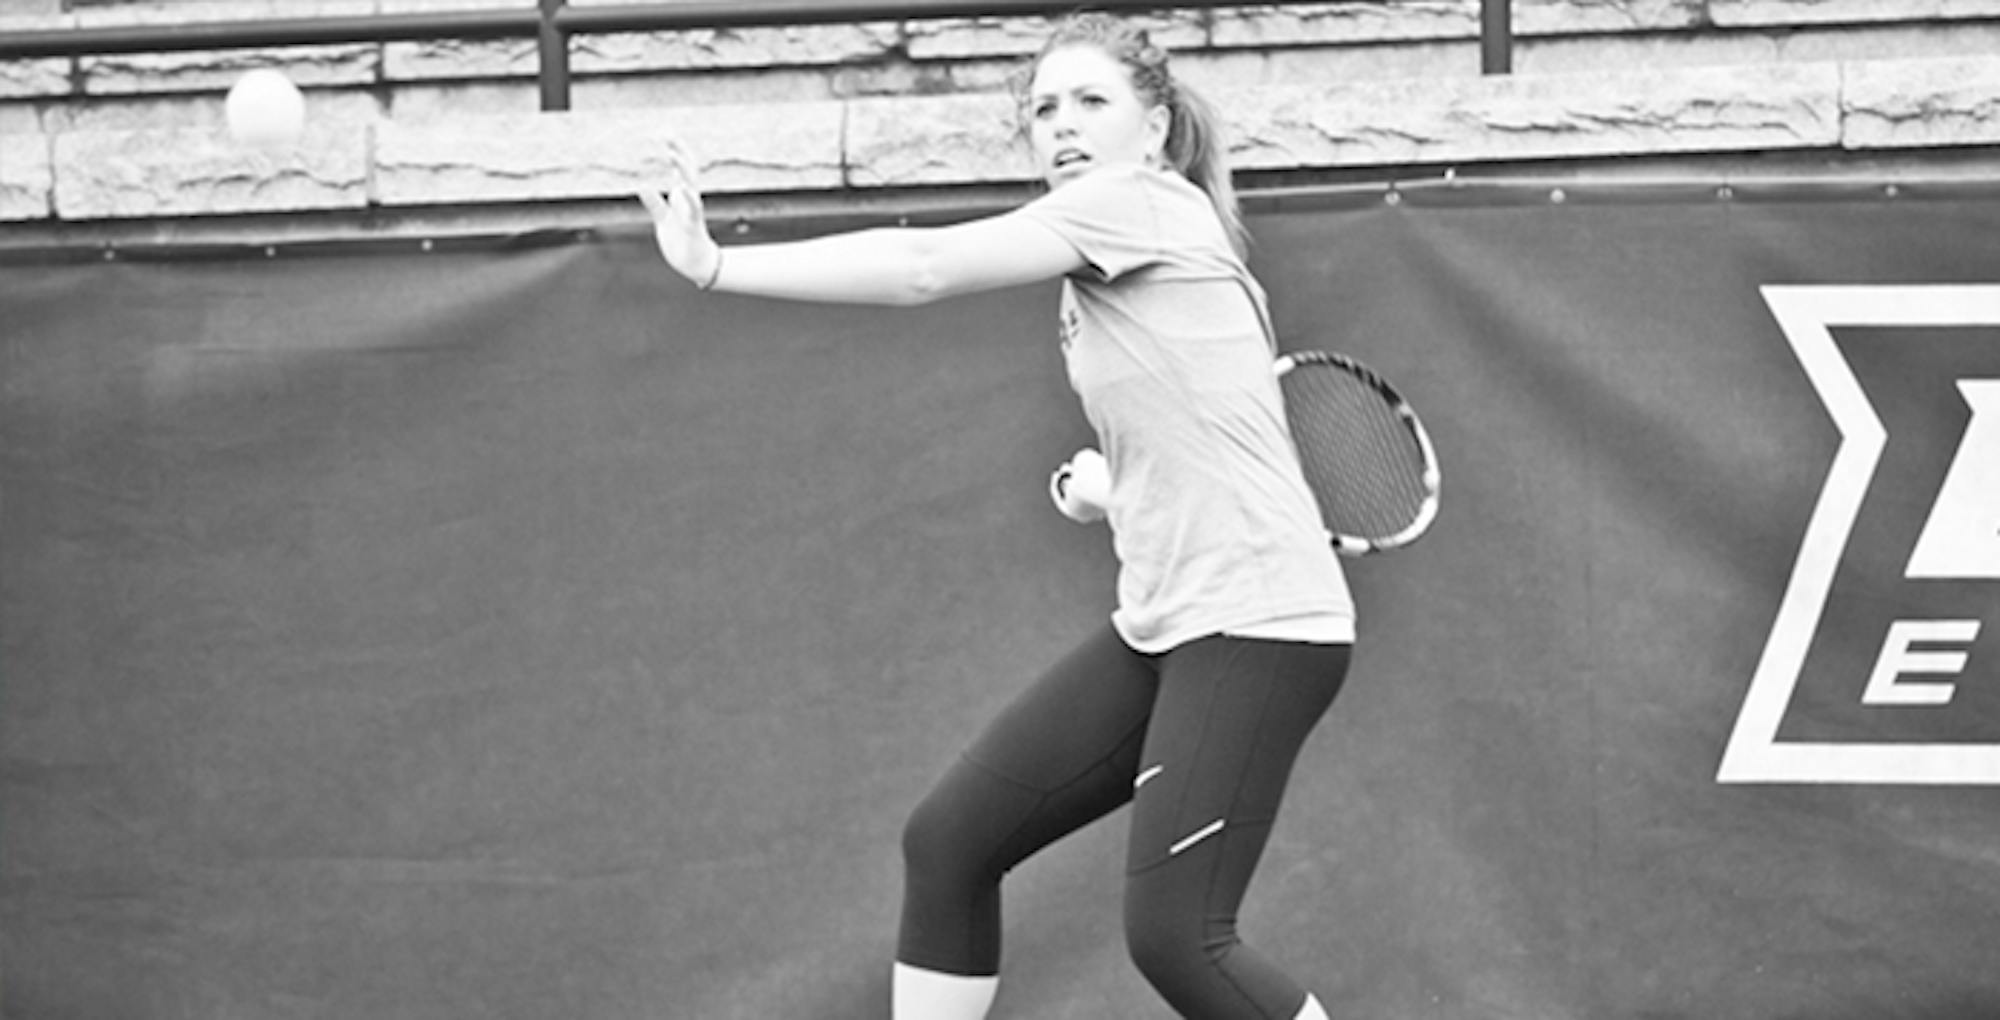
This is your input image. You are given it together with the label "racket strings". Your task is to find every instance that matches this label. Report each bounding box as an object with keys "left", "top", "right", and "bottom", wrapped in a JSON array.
[{"left": 1282, "top": 366, "right": 1431, "bottom": 541}]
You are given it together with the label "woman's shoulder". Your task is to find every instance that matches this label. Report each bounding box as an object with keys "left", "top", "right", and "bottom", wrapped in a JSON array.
[
  {"left": 1017, "top": 163, "right": 1233, "bottom": 279},
  {"left": 1070, "top": 163, "right": 1203, "bottom": 199},
  {"left": 1023, "top": 164, "right": 1209, "bottom": 227}
]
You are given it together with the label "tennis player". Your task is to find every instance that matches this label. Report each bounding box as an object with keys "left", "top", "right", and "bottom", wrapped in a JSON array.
[{"left": 640, "top": 14, "right": 1351, "bottom": 1020}]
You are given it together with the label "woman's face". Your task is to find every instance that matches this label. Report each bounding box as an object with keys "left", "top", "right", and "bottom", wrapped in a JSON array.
[{"left": 1026, "top": 44, "right": 1169, "bottom": 189}]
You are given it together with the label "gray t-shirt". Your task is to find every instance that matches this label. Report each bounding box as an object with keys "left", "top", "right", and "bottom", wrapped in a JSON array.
[{"left": 1016, "top": 164, "right": 1355, "bottom": 652}]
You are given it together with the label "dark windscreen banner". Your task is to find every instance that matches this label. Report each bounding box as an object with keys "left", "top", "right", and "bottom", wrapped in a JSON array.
[{"left": 4, "top": 185, "right": 1998, "bottom": 1019}]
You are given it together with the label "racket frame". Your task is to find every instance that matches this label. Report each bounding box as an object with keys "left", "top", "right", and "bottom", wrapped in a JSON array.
[{"left": 1274, "top": 350, "right": 1442, "bottom": 556}]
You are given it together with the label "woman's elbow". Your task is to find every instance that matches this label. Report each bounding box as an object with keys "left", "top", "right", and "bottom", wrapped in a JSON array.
[
  {"left": 897, "top": 267, "right": 952, "bottom": 306},
  {"left": 889, "top": 233, "right": 960, "bottom": 306}
]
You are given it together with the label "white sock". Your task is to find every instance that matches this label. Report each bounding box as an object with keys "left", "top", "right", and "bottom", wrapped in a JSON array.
[
  {"left": 1294, "top": 993, "right": 1330, "bottom": 1020},
  {"left": 891, "top": 962, "right": 998, "bottom": 1020}
]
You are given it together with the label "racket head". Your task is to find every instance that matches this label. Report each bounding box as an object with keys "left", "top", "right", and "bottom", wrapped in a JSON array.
[{"left": 1276, "top": 350, "right": 1441, "bottom": 556}]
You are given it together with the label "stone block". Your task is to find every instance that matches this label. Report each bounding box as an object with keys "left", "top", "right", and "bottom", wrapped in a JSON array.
[
  {"left": 1519, "top": 20, "right": 2000, "bottom": 75},
  {"left": 54, "top": 1, "right": 375, "bottom": 94},
  {"left": 1184, "top": 40, "right": 1477, "bottom": 92},
  {"left": 572, "top": 24, "right": 901, "bottom": 73},
  {"left": 843, "top": 92, "right": 1029, "bottom": 188},
  {"left": 70, "top": 0, "right": 374, "bottom": 27},
  {"left": 0, "top": 10, "right": 69, "bottom": 98},
  {"left": 1767, "top": 21, "right": 2000, "bottom": 63},
  {"left": 572, "top": 67, "right": 838, "bottom": 110},
  {"left": 51, "top": 122, "right": 367, "bottom": 219},
  {"left": 37, "top": 87, "right": 377, "bottom": 134},
  {"left": 1519, "top": 27, "right": 1782, "bottom": 74},
  {"left": 1227, "top": 62, "right": 1841, "bottom": 170},
  {"left": 385, "top": 24, "right": 899, "bottom": 82},
  {"left": 384, "top": 80, "right": 538, "bottom": 121},
  {"left": 0, "top": 101, "right": 34, "bottom": 134},
  {"left": 372, "top": 104, "right": 844, "bottom": 208},
  {"left": 1511, "top": 0, "right": 1704, "bottom": 35},
  {"left": 0, "top": 128, "right": 52, "bottom": 219},
  {"left": 1707, "top": 0, "right": 2000, "bottom": 28},
  {"left": 1212, "top": 1, "right": 1477, "bottom": 47},
  {"left": 1843, "top": 55, "right": 2000, "bottom": 149},
  {"left": 80, "top": 45, "right": 377, "bottom": 96},
  {"left": 383, "top": 37, "right": 537, "bottom": 82},
  {"left": 828, "top": 55, "right": 1035, "bottom": 100},
  {"left": 0, "top": 57, "right": 69, "bottom": 101}
]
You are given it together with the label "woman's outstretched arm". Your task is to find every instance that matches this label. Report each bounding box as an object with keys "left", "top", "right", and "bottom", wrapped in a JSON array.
[{"left": 637, "top": 145, "right": 1083, "bottom": 307}]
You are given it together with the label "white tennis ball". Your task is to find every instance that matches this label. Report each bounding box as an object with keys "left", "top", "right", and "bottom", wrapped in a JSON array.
[
  {"left": 225, "top": 69, "right": 305, "bottom": 149},
  {"left": 1066, "top": 448, "right": 1111, "bottom": 506}
]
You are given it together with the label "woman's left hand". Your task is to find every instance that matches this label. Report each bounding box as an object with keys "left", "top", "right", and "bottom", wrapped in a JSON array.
[
  {"left": 1050, "top": 448, "right": 1112, "bottom": 523},
  {"left": 636, "top": 142, "right": 723, "bottom": 289}
]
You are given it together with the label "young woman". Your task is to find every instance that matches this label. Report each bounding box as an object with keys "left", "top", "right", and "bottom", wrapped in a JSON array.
[{"left": 640, "top": 14, "right": 1350, "bottom": 1020}]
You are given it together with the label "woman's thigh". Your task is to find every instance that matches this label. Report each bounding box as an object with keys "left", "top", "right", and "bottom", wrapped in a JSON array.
[
  {"left": 955, "top": 623, "right": 1161, "bottom": 851},
  {"left": 1124, "top": 636, "right": 1350, "bottom": 876}
]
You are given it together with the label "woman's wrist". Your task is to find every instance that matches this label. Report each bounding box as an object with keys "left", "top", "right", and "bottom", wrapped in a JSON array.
[{"left": 695, "top": 246, "right": 725, "bottom": 291}]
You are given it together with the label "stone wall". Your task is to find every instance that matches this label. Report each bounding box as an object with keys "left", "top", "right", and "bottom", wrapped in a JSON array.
[{"left": 2, "top": 0, "right": 1999, "bottom": 233}]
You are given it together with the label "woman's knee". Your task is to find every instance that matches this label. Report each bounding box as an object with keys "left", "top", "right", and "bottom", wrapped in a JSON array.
[
  {"left": 900, "top": 758, "right": 1030, "bottom": 883},
  {"left": 1127, "top": 894, "right": 1314, "bottom": 1020},
  {"left": 1125, "top": 924, "right": 1203, "bottom": 995},
  {"left": 901, "top": 778, "right": 973, "bottom": 879},
  {"left": 1123, "top": 876, "right": 1223, "bottom": 991}
]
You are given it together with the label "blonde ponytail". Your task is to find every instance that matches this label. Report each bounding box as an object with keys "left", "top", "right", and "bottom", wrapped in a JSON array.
[{"left": 1162, "top": 79, "right": 1247, "bottom": 256}]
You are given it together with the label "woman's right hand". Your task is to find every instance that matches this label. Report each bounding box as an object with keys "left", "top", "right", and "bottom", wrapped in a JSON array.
[{"left": 636, "top": 142, "right": 723, "bottom": 289}]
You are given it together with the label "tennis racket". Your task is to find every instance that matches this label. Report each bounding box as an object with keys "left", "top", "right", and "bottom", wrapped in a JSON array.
[{"left": 1275, "top": 350, "right": 1441, "bottom": 556}]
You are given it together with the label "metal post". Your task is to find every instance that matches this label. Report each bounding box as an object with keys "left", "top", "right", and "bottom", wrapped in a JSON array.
[
  {"left": 1481, "top": 0, "right": 1512, "bottom": 75},
  {"left": 538, "top": 0, "right": 569, "bottom": 111}
]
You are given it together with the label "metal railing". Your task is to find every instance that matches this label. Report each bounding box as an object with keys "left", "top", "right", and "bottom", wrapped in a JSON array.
[{"left": 0, "top": 0, "right": 1514, "bottom": 111}]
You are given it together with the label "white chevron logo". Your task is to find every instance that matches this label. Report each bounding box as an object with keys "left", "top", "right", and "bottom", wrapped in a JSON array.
[{"left": 1718, "top": 285, "right": 2000, "bottom": 785}]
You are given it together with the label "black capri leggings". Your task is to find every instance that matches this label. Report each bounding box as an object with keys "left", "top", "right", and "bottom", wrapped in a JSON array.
[{"left": 898, "top": 624, "right": 1350, "bottom": 1020}]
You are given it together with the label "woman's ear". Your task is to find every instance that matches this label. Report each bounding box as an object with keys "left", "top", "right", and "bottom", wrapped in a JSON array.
[{"left": 1146, "top": 103, "right": 1172, "bottom": 159}]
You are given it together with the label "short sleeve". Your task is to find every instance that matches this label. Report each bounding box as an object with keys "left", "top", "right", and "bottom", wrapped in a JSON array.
[{"left": 1015, "top": 166, "right": 1165, "bottom": 283}]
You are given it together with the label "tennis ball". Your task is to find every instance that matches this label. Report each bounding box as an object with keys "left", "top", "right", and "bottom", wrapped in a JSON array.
[
  {"left": 225, "top": 69, "right": 305, "bottom": 150},
  {"left": 1066, "top": 448, "right": 1111, "bottom": 506}
]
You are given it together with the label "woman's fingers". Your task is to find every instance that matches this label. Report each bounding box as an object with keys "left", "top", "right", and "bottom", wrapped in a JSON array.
[
  {"left": 666, "top": 185, "right": 700, "bottom": 226},
  {"left": 636, "top": 144, "right": 720, "bottom": 287},
  {"left": 636, "top": 187, "right": 670, "bottom": 222},
  {"left": 665, "top": 140, "right": 699, "bottom": 187},
  {"left": 639, "top": 139, "right": 702, "bottom": 223}
]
